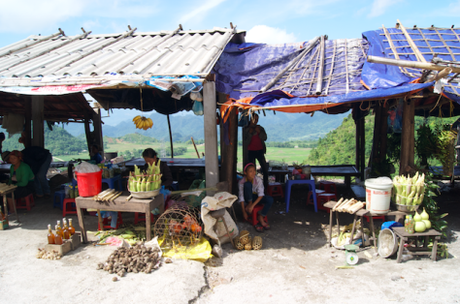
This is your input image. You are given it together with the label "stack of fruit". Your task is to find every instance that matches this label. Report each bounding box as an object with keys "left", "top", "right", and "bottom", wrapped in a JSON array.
[
  {"left": 132, "top": 115, "right": 153, "bottom": 130},
  {"left": 413, "top": 208, "right": 432, "bottom": 233},
  {"left": 128, "top": 163, "right": 162, "bottom": 192}
]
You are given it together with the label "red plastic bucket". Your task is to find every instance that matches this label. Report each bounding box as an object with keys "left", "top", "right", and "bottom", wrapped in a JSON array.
[{"left": 75, "top": 170, "right": 102, "bottom": 197}]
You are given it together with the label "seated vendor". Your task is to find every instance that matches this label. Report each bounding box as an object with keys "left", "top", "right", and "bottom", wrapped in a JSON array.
[
  {"left": 142, "top": 148, "right": 173, "bottom": 189},
  {"left": 238, "top": 163, "right": 273, "bottom": 232},
  {"left": 2, "top": 150, "right": 34, "bottom": 213},
  {"left": 90, "top": 144, "right": 103, "bottom": 164}
]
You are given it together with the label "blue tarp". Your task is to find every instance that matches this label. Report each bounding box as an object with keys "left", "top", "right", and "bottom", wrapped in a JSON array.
[
  {"left": 213, "top": 35, "right": 439, "bottom": 113},
  {"left": 363, "top": 27, "right": 460, "bottom": 103}
]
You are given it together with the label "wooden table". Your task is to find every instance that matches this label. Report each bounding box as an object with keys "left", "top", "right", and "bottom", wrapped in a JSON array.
[
  {"left": 392, "top": 227, "right": 442, "bottom": 263},
  {"left": 75, "top": 192, "right": 164, "bottom": 243},
  {"left": 0, "top": 187, "right": 19, "bottom": 224},
  {"left": 325, "top": 201, "right": 376, "bottom": 248}
]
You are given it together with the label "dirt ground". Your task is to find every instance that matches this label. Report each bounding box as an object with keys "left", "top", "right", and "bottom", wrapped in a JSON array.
[{"left": 1, "top": 181, "right": 459, "bottom": 304}]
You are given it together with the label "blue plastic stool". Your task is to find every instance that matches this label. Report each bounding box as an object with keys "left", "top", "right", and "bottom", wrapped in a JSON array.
[
  {"left": 102, "top": 175, "right": 123, "bottom": 191},
  {"left": 171, "top": 181, "right": 179, "bottom": 191},
  {"left": 53, "top": 190, "right": 65, "bottom": 209}
]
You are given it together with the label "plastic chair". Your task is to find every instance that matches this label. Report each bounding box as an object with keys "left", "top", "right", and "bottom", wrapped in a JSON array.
[
  {"left": 171, "top": 181, "right": 179, "bottom": 191},
  {"left": 98, "top": 212, "right": 123, "bottom": 230},
  {"left": 319, "top": 181, "right": 337, "bottom": 195},
  {"left": 306, "top": 189, "right": 325, "bottom": 206},
  {"left": 317, "top": 193, "right": 337, "bottom": 212},
  {"left": 53, "top": 190, "right": 65, "bottom": 209},
  {"left": 246, "top": 205, "right": 268, "bottom": 226},
  {"left": 267, "top": 183, "right": 284, "bottom": 199},
  {"left": 15, "top": 194, "right": 35, "bottom": 211},
  {"left": 134, "top": 212, "right": 156, "bottom": 225},
  {"left": 101, "top": 176, "right": 123, "bottom": 191},
  {"left": 62, "top": 198, "right": 77, "bottom": 217}
]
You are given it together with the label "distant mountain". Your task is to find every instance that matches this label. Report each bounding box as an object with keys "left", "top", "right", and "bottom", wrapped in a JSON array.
[{"left": 50, "top": 110, "right": 350, "bottom": 142}]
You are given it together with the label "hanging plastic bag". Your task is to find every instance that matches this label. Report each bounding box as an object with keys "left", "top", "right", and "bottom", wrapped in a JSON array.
[{"left": 192, "top": 100, "right": 204, "bottom": 116}]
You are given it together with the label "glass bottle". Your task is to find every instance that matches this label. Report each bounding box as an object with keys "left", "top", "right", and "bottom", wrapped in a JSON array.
[
  {"left": 47, "top": 224, "right": 55, "bottom": 244},
  {"left": 408, "top": 215, "right": 414, "bottom": 234},
  {"left": 56, "top": 220, "right": 63, "bottom": 237},
  {"left": 62, "top": 219, "right": 70, "bottom": 239},
  {"left": 68, "top": 218, "right": 76, "bottom": 235},
  {"left": 404, "top": 215, "right": 409, "bottom": 233},
  {"left": 54, "top": 225, "right": 63, "bottom": 245}
]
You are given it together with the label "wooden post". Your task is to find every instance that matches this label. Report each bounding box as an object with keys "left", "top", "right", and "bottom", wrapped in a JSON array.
[
  {"left": 369, "top": 102, "right": 390, "bottom": 175},
  {"left": 203, "top": 81, "right": 219, "bottom": 187},
  {"left": 167, "top": 114, "right": 174, "bottom": 158},
  {"left": 23, "top": 96, "right": 32, "bottom": 148},
  {"left": 92, "top": 109, "right": 104, "bottom": 156},
  {"left": 31, "top": 95, "right": 45, "bottom": 147},
  {"left": 353, "top": 104, "right": 361, "bottom": 174},
  {"left": 399, "top": 99, "right": 415, "bottom": 174},
  {"left": 353, "top": 104, "right": 366, "bottom": 180},
  {"left": 359, "top": 112, "right": 365, "bottom": 181},
  {"left": 219, "top": 93, "right": 238, "bottom": 194}
]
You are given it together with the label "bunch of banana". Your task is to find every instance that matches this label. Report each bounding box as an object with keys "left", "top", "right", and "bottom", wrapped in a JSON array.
[{"left": 133, "top": 116, "right": 153, "bottom": 130}]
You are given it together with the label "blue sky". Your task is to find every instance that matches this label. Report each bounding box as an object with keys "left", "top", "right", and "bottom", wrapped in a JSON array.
[{"left": 1, "top": 0, "right": 460, "bottom": 125}]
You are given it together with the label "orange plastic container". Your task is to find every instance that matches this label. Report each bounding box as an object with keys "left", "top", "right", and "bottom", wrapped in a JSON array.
[{"left": 75, "top": 170, "right": 102, "bottom": 197}]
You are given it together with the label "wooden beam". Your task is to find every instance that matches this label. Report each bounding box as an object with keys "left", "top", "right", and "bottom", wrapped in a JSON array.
[
  {"left": 399, "top": 99, "right": 415, "bottom": 174},
  {"left": 31, "top": 95, "right": 45, "bottom": 147},
  {"left": 397, "top": 20, "right": 427, "bottom": 63},
  {"left": 367, "top": 55, "right": 460, "bottom": 74},
  {"left": 23, "top": 97, "right": 32, "bottom": 148},
  {"left": 203, "top": 81, "right": 219, "bottom": 187}
]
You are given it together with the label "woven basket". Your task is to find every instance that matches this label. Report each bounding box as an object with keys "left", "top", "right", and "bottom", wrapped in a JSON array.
[
  {"left": 252, "top": 236, "right": 263, "bottom": 250},
  {"left": 239, "top": 230, "right": 250, "bottom": 245},
  {"left": 234, "top": 236, "right": 244, "bottom": 250}
]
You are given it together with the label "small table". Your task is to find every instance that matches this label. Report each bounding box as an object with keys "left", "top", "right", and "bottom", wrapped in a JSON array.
[
  {"left": 285, "top": 179, "right": 317, "bottom": 213},
  {"left": 392, "top": 227, "right": 442, "bottom": 263},
  {"left": 324, "top": 201, "right": 377, "bottom": 248},
  {"left": 75, "top": 192, "right": 164, "bottom": 243},
  {"left": 0, "top": 187, "right": 19, "bottom": 224}
]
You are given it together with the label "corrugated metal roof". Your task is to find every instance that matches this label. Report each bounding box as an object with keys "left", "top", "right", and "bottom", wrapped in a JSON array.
[{"left": 0, "top": 27, "right": 236, "bottom": 87}]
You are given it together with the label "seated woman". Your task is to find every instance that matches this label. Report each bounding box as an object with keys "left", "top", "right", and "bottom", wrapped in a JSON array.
[
  {"left": 3, "top": 151, "right": 35, "bottom": 213},
  {"left": 238, "top": 163, "right": 273, "bottom": 232},
  {"left": 90, "top": 144, "right": 103, "bottom": 164},
  {"left": 142, "top": 148, "right": 173, "bottom": 189}
]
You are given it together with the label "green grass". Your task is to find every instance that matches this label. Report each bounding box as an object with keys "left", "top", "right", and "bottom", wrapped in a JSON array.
[{"left": 53, "top": 143, "right": 311, "bottom": 172}]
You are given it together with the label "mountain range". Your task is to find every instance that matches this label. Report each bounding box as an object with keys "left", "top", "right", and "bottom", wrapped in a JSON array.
[{"left": 63, "top": 110, "right": 349, "bottom": 142}]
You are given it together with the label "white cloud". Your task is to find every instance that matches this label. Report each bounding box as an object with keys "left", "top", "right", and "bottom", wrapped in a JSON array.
[
  {"left": 179, "top": 0, "right": 227, "bottom": 24},
  {"left": 246, "top": 25, "right": 298, "bottom": 44},
  {"left": 0, "top": 0, "right": 161, "bottom": 34},
  {"left": 368, "top": 0, "right": 402, "bottom": 17}
]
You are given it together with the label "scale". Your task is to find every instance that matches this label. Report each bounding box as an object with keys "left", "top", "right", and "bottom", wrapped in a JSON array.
[{"left": 344, "top": 244, "right": 359, "bottom": 265}]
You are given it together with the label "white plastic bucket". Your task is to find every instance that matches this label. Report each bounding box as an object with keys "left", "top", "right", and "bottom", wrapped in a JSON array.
[{"left": 365, "top": 177, "right": 393, "bottom": 214}]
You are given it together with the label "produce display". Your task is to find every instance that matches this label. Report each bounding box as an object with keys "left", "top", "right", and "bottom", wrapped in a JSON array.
[
  {"left": 97, "top": 242, "right": 161, "bottom": 277},
  {"left": 128, "top": 164, "right": 162, "bottom": 192},
  {"left": 132, "top": 115, "right": 153, "bottom": 130},
  {"left": 93, "top": 189, "right": 123, "bottom": 202},
  {"left": 95, "top": 225, "right": 149, "bottom": 246},
  {"left": 393, "top": 172, "right": 425, "bottom": 207},
  {"left": 332, "top": 198, "right": 365, "bottom": 214},
  {"left": 414, "top": 208, "right": 431, "bottom": 233}
]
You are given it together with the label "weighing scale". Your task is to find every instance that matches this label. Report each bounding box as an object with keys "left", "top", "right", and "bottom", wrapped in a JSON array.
[{"left": 344, "top": 244, "right": 359, "bottom": 265}]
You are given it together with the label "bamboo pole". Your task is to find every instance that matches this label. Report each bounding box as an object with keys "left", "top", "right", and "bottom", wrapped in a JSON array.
[
  {"left": 315, "top": 35, "right": 326, "bottom": 95},
  {"left": 191, "top": 136, "right": 200, "bottom": 158},
  {"left": 367, "top": 55, "right": 460, "bottom": 74},
  {"left": 260, "top": 36, "right": 320, "bottom": 93},
  {"left": 167, "top": 114, "right": 174, "bottom": 158},
  {"left": 397, "top": 19, "right": 427, "bottom": 63}
]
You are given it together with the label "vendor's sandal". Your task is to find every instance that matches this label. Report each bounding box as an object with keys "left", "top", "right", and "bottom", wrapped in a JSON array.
[
  {"left": 254, "top": 224, "right": 264, "bottom": 232},
  {"left": 262, "top": 224, "right": 271, "bottom": 230}
]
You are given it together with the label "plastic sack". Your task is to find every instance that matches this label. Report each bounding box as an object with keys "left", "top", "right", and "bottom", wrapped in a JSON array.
[
  {"left": 201, "top": 192, "right": 239, "bottom": 245},
  {"left": 75, "top": 161, "right": 100, "bottom": 173},
  {"left": 161, "top": 237, "right": 212, "bottom": 262},
  {"left": 192, "top": 100, "right": 204, "bottom": 116}
]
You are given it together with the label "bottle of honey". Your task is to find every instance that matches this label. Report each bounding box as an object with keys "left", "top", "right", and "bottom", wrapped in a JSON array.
[
  {"left": 54, "top": 225, "right": 63, "bottom": 245},
  {"left": 62, "top": 219, "right": 70, "bottom": 239},
  {"left": 47, "top": 224, "right": 55, "bottom": 244},
  {"left": 56, "top": 220, "right": 63, "bottom": 237},
  {"left": 68, "top": 218, "right": 76, "bottom": 235}
]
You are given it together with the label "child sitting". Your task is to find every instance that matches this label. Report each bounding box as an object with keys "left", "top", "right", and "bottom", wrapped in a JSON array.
[{"left": 238, "top": 163, "right": 273, "bottom": 232}]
